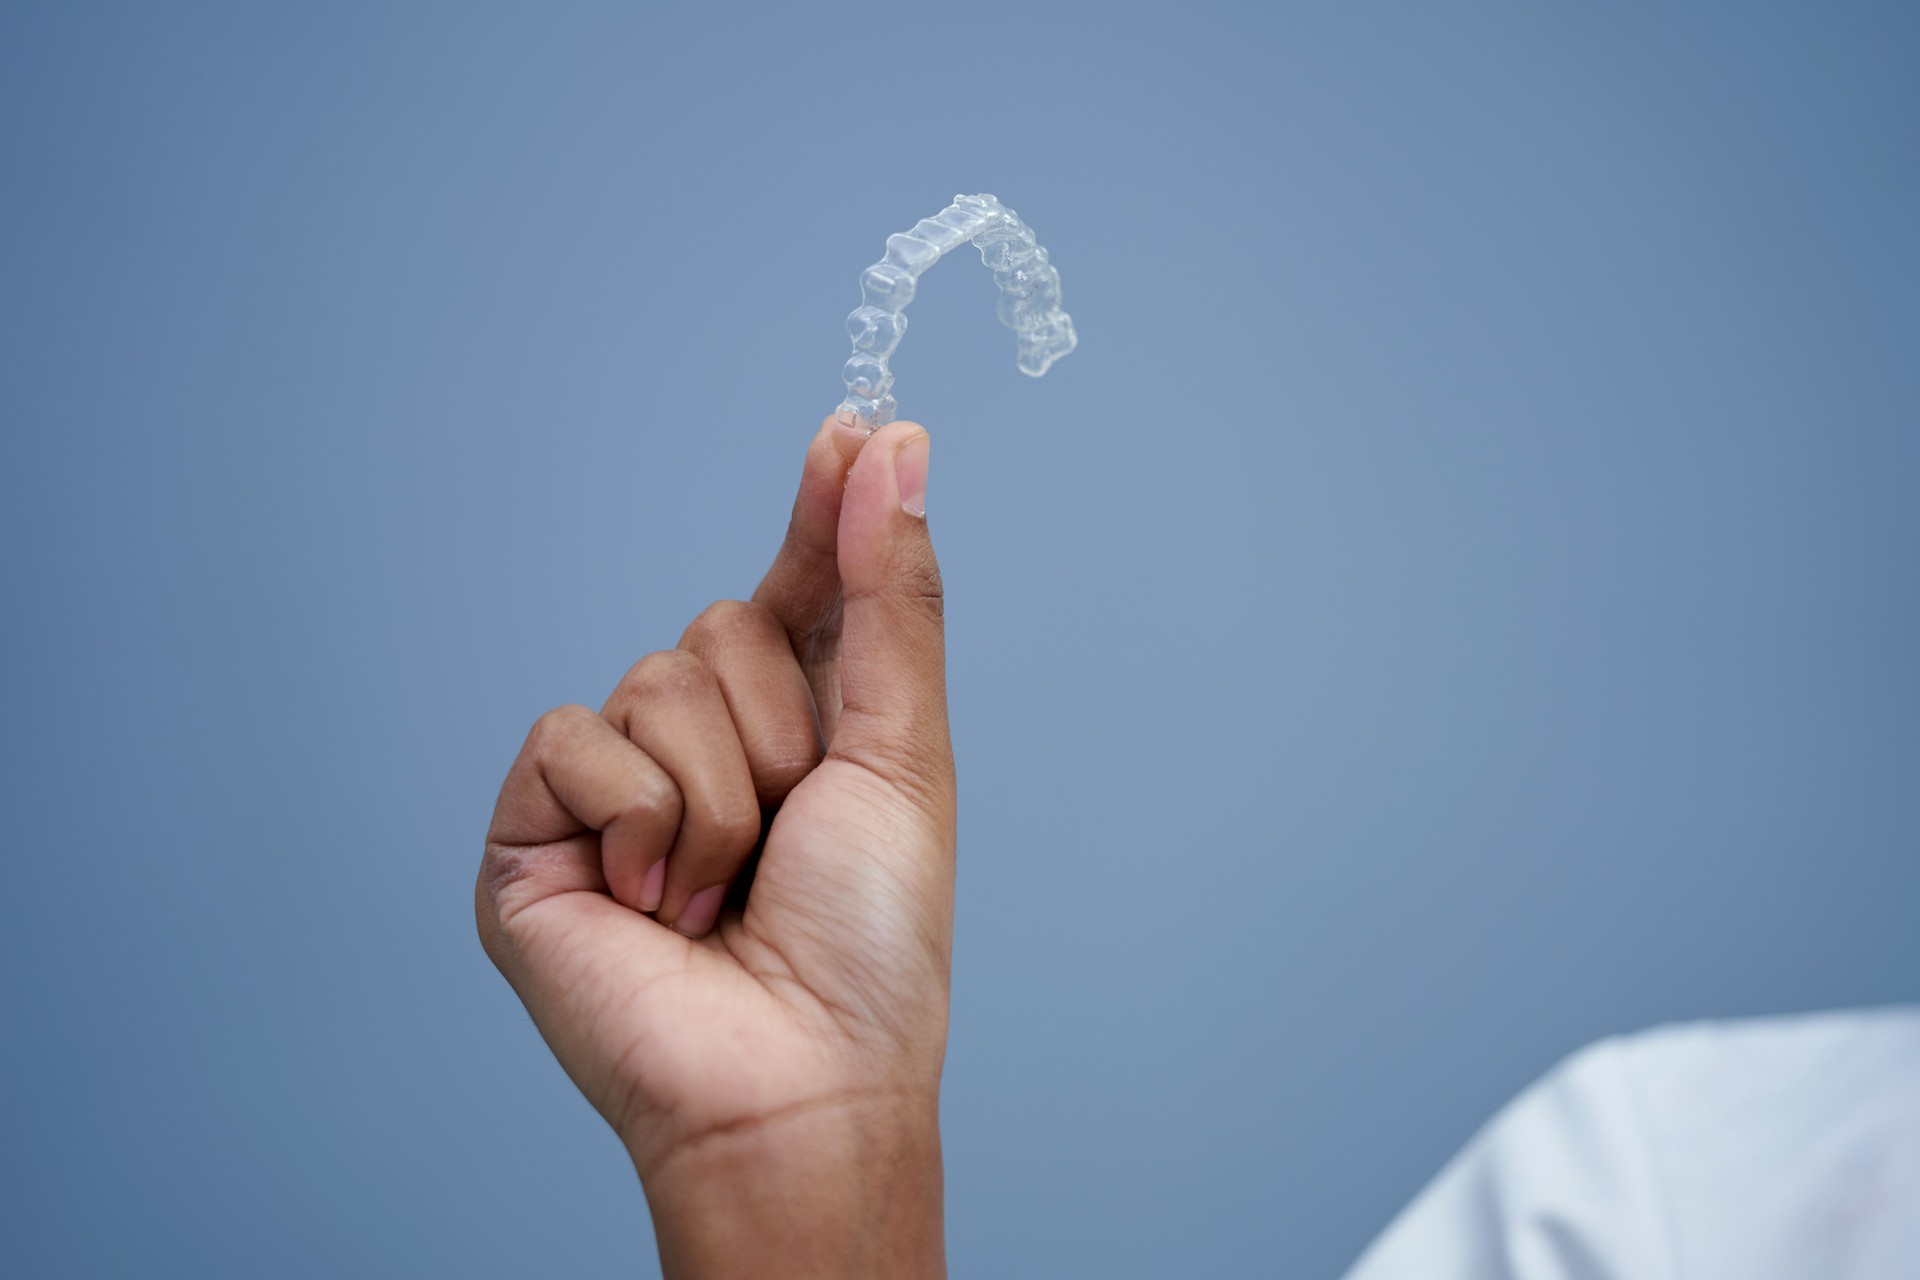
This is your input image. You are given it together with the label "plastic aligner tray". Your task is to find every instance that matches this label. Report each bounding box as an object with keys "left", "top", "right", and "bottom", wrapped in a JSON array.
[{"left": 837, "top": 193, "right": 1077, "bottom": 430}]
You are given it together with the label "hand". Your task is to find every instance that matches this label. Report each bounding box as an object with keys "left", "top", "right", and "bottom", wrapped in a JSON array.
[{"left": 476, "top": 418, "right": 952, "bottom": 1279}]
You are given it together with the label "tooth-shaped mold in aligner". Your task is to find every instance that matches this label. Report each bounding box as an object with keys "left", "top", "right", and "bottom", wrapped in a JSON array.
[{"left": 837, "top": 193, "right": 1077, "bottom": 430}]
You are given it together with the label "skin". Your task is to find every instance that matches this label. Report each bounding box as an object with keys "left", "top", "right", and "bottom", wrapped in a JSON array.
[{"left": 476, "top": 417, "right": 952, "bottom": 1279}]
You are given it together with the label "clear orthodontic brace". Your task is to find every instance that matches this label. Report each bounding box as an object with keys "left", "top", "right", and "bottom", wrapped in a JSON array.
[{"left": 836, "top": 193, "right": 1077, "bottom": 430}]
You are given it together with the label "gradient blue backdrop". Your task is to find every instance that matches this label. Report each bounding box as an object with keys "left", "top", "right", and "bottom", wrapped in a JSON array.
[{"left": 4, "top": 3, "right": 1916, "bottom": 1275}]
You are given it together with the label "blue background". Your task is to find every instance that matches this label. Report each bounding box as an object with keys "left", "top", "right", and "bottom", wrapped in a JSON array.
[{"left": 4, "top": 3, "right": 1916, "bottom": 1275}]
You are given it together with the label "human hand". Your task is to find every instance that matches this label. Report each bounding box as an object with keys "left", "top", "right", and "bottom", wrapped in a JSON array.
[{"left": 476, "top": 418, "right": 952, "bottom": 1279}]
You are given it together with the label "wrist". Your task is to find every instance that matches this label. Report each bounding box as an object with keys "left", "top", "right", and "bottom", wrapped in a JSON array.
[{"left": 635, "top": 1093, "right": 945, "bottom": 1280}]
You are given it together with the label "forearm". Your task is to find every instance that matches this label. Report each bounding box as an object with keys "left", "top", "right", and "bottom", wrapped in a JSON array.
[{"left": 638, "top": 1097, "right": 946, "bottom": 1280}]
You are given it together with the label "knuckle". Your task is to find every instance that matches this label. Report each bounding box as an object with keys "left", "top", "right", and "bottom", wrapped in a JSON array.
[
  {"left": 475, "top": 847, "right": 512, "bottom": 911},
  {"left": 524, "top": 703, "right": 594, "bottom": 756},
  {"left": 474, "top": 891, "right": 508, "bottom": 967},
  {"left": 889, "top": 541, "right": 945, "bottom": 622},
  {"left": 475, "top": 842, "right": 575, "bottom": 939},
  {"left": 682, "top": 598, "right": 779, "bottom": 649},
  {"left": 619, "top": 648, "right": 710, "bottom": 701},
  {"left": 698, "top": 797, "right": 763, "bottom": 854},
  {"left": 615, "top": 773, "right": 682, "bottom": 832},
  {"left": 475, "top": 843, "right": 532, "bottom": 927},
  {"left": 756, "top": 745, "right": 821, "bottom": 799}
]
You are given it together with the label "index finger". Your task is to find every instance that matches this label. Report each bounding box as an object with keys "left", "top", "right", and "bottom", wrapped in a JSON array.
[{"left": 751, "top": 414, "right": 869, "bottom": 647}]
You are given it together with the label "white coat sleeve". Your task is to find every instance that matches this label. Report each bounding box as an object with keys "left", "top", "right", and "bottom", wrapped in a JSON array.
[
  {"left": 1342, "top": 1037, "right": 1676, "bottom": 1280},
  {"left": 1341, "top": 1008, "right": 1920, "bottom": 1280}
]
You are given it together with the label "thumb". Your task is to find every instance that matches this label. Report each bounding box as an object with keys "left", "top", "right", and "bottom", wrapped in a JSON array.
[{"left": 828, "top": 420, "right": 952, "bottom": 807}]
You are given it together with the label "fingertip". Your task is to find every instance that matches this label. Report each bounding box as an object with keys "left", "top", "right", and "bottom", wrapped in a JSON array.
[
  {"left": 638, "top": 856, "right": 667, "bottom": 913},
  {"left": 669, "top": 883, "right": 727, "bottom": 939},
  {"left": 813, "top": 412, "right": 871, "bottom": 469},
  {"left": 894, "top": 431, "right": 929, "bottom": 519},
  {"left": 842, "top": 421, "right": 933, "bottom": 539},
  {"left": 796, "top": 415, "right": 874, "bottom": 525}
]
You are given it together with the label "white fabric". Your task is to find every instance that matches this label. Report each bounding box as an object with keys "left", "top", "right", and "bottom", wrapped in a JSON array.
[{"left": 1344, "top": 1007, "right": 1920, "bottom": 1280}]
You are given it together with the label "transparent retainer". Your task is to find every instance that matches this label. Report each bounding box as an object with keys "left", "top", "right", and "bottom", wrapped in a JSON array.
[{"left": 836, "top": 193, "right": 1077, "bottom": 431}]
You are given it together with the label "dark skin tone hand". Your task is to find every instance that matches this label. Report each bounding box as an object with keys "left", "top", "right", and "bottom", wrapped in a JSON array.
[{"left": 477, "top": 418, "right": 951, "bottom": 1279}]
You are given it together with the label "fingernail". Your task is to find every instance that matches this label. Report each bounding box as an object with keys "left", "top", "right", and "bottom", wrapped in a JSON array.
[
  {"left": 639, "top": 858, "right": 666, "bottom": 913},
  {"left": 672, "top": 884, "right": 726, "bottom": 938},
  {"left": 895, "top": 433, "right": 929, "bottom": 518}
]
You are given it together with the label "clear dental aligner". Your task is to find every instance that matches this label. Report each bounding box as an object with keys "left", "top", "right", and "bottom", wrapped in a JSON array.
[{"left": 837, "top": 193, "right": 1078, "bottom": 430}]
